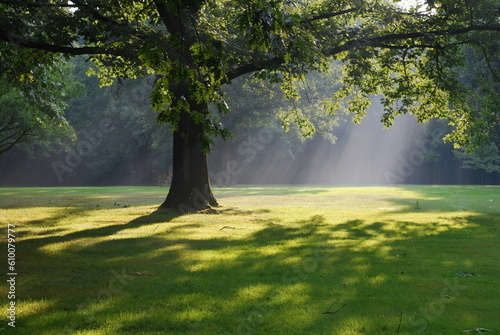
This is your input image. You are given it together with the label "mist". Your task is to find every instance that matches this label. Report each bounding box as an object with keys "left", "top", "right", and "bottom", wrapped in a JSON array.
[
  {"left": 217, "top": 101, "right": 427, "bottom": 186},
  {"left": 323, "top": 104, "right": 427, "bottom": 185},
  {"left": 1, "top": 85, "right": 498, "bottom": 187}
]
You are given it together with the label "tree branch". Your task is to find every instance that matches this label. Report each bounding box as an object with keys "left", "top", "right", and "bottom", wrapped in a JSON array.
[
  {"left": 324, "top": 25, "right": 500, "bottom": 56},
  {"left": 0, "top": 0, "right": 77, "bottom": 8},
  {"left": 303, "top": 7, "right": 360, "bottom": 23},
  {"left": 153, "top": 0, "right": 177, "bottom": 35},
  {"left": 0, "top": 115, "right": 17, "bottom": 133},
  {"left": 0, "top": 29, "right": 121, "bottom": 56},
  {"left": 226, "top": 25, "right": 500, "bottom": 81},
  {"left": 0, "top": 129, "right": 29, "bottom": 155},
  {"left": 226, "top": 56, "right": 284, "bottom": 82},
  {"left": 473, "top": 41, "right": 500, "bottom": 82},
  {"left": 374, "top": 40, "right": 471, "bottom": 50}
]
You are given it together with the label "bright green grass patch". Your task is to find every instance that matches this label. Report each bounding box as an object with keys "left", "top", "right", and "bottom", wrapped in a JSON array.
[{"left": 0, "top": 185, "right": 499, "bottom": 334}]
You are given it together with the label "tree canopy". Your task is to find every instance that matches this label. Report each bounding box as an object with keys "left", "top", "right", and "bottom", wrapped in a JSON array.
[
  {"left": 0, "top": 46, "right": 80, "bottom": 155},
  {"left": 2, "top": 0, "right": 499, "bottom": 143},
  {"left": 1, "top": 0, "right": 499, "bottom": 210}
]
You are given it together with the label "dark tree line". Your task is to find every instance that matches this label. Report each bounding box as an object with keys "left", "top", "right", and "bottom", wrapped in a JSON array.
[{"left": 1, "top": 59, "right": 498, "bottom": 186}]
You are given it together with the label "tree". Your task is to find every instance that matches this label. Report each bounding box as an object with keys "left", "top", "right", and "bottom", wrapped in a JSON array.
[
  {"left": 452, "top": 44, "right": 500, "bottom": 176},
  {"left": 1, "top": 0, "right": 499, "bottom": 211},
  {"left": 0, "top": 46, "right": 79, "bottom": 155},
  {"left": 455, "top": 143, "right": 500, "bottom": 173},
  {"left": 52, "top": 57, "right": 173, "bottom": 185}
]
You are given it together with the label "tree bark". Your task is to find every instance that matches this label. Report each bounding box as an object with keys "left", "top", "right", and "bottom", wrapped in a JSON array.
[{"left": 159, "top": 102, "right": 218, "bottom": 213}]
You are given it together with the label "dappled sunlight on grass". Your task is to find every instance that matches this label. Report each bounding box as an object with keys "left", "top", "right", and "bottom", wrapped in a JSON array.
[
  {"left": 336, "top": 316, "right": 370, "bottom": 335},
  {"left": 237, "top": 284, "right": 274, "bottom": 301},
  {"left": 0, "top": 185, "right": 498, "bottom": 334},
  {"left": 273, "top": 283, "right": 311, "bottom": 304},
  {"left": 12, "top": 299, "right": 56, "bottom": 319},
  {"left": 185, "top": 249, "right": 243, "bottom": 272},
  {"left": 38, "top": 237, "right": 103, "bottom": 255}
]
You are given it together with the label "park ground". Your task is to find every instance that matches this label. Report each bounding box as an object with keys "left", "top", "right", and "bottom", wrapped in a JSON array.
[{"left": 0, "top": 185, "right": 499, "bottom": 334}]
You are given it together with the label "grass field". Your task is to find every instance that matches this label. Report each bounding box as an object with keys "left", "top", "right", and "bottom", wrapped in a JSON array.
[{"left": 0, "top": 185, "right": 499, "bottom": 334}]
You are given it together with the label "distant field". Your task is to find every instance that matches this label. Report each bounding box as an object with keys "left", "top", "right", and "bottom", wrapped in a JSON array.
[{"left": 1, "top": 185, "right": 499, "bottom": 334}]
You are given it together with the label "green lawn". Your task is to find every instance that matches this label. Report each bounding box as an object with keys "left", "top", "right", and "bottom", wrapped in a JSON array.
[{"left": 1, "top": 185, "right": 499, "bottom": 334}]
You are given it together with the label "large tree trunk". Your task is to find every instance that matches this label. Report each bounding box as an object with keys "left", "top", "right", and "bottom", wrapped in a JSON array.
[
  {"left": 159, "top": 104, "right": 218, "bottom": 213},
  {"left": 153, "top": 0, "right": 219, "bottom": 213}
]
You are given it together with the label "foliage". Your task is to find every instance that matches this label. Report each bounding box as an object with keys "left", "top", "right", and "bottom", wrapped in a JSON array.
[
  {"left": 455, "top": 143, "right": 500, "bottom": 173},
  {"left": 57, "top": 56, "right": 173, "bottom": 184},
  {"left": 1, "top": 0, "right": 499, "bottom": 150},
  {"left": 0, "top": 46, "right": 81, "bottom": 155},
  {"left": 221, "top": 61, "right": 346, "bottom": 143}
]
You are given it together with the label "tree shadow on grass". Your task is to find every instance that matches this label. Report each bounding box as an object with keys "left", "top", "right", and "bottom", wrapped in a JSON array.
[
  {"left": 12, "top": 209, "right": 181, "bottom": 247},
  {"left": 12, "top": 214, "right": 332, "bottom": 333},
  {"left": 9, "top": 209, "right": 500, "bottom": 335}
]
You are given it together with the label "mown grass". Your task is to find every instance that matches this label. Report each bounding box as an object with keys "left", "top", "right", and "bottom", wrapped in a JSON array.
[{"left": 0, "top": 185, "right": 499, "bottom": 334}]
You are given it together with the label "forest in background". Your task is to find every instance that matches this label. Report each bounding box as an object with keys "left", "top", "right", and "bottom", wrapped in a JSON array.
[{"left": 1, "top": 56, "right": 499, "bottom": 187}]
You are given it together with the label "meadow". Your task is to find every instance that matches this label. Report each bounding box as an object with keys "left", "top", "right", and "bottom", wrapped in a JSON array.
[{"left": 0, "top": 185, "right": 499, "bottom": 334}]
